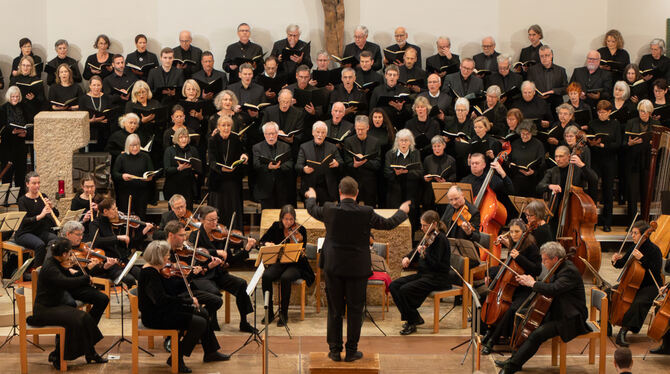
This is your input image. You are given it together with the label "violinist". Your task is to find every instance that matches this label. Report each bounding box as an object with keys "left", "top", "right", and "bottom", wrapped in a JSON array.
[
  {"left": 439, "top": 185, "right": 481, "bottom": 242},
  {"left": 259, "top": 205, "right": 314, "bottom": 326},
  {"left": 610, "top": 220, "right": 662, "bottom": 347},
  {"left": 481, "top": 219, "right": 541, "bottom": 355},
  {"left": 139, "top": 240, "right": 229, "bottom": 374},
  {"left": 187, "top": 206, "right": 258, "bottom": 333},
  {"left": 390, "top": 210, "right": 451, "bottom": 335},
  {"left": 495, "top": 242, "right": 588, "bottom": 374},
  {"left": 31, "top": 238, "right": 107, "bottom": 369},
  {"left": 70, "top": 174, "right": 98, "bottom": 237},
  {"left": 523, "top": 200, "right": 553, "bottom": 248},
  {"left": 159, "top": 194, "right": 190, "bottom": 230}
]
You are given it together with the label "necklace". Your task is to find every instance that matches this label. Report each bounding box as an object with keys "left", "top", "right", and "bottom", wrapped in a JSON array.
[{"left": 90, "top": 95, "right": 102, "bottom": 111}]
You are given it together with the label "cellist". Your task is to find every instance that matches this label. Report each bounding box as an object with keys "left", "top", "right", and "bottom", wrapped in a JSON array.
[
  {"left": 610, "top": 220, "right": 662, "bottom": 347},
  {"left": 481, "top": 219, "right": 541, "bottom": 355}
]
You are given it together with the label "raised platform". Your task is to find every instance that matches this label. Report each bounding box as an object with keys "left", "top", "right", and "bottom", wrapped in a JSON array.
[{"left": 309, "top": 352, "right": 379, "bottom": 374}]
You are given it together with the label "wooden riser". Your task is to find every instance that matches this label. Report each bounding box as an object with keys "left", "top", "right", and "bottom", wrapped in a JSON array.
[{"left": 309, "top": 352, "right": 380, "bottom": 374}]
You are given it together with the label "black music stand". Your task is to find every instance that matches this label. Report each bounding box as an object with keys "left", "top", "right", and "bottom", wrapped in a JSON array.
[{"left": 0, "top": 258, "right": 33, "bottom": 350}]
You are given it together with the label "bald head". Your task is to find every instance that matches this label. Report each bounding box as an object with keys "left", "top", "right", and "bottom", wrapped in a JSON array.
[{"left": 179, "top": 30, "right": 192, "bottom": 50}]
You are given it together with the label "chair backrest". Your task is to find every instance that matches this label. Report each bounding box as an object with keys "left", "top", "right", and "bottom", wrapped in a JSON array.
[
  {"left": 31, "top": 269, "right": 39, "bottom": 308},
  {"left": 590, "top": 287, "right": 608, "bottom": 325},
  {"left": 128, "top": 286, "right": 139, "bottom": 322},
  {"left": 16, "top": 287, "right": 27, "bottom": 328},
  {"left": 305, "top": 243, "right": 318, "bottom": 260},
  {"left": 371, "top": 242, "right": 389, "bottom": 262},
  {"left": 450, "top": 255, "right": 470, "bottom": 282}
]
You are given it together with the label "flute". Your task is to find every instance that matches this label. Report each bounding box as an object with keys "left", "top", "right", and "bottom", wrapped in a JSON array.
[{"left": 38, "top": 191, "right": 61, "bottom": 227}]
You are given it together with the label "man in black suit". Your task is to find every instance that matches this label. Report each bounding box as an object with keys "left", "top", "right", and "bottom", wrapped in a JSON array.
[
  {"left": 252, "top": 122, "right": 295, "bottom": 209},
  {"left": 271, "top": 24, "right": 312, "bottom": 81},
  {"left": 343, "top": 25, "right": 383, "bottom": 71},
  {"left": 384, "top": 26, "right": 422, "bottom": 68},
  {"left": 223, "top": 23, "right": 264, "bottom": 84},
  {"left": 442, "top": 58, "right": 484, "bottom": 98},
  {"left": 343, "top": 115, "right": 381, "bottom": 207},
  {"left": 296, "top": 121, "right": 343, "bottom": 203},
  {"left": 425, "top": 36, "right": 460, "bottom": 78},
  {"left": 527, "top": 45, "right": 568, "bottom": 115},
  {"left": 305, "top": 177, "right": 410, "bottom": 362},
  {"left": 496, "top": 242, "right": 589, "bottom": 374},
  {"left": 487, "top": 55, "right": 522, "bottom": 102},
  {"left": 262, "top": 89, "right": 306, "bottom": 152},
  {"left": 473, "top": 36, "right": 500, "bottom": 74},
  {"left": 569, "top": 50, "right": 613, "bottom": 110},
  {"left": 147, "top": 48, "right": 185, "bottom": 108},
  {"left": 440, "top": 185, "right": 481, "bottom": 242},
  {"left": 173, "top": 30, "right": 202, "bottom": 79}
]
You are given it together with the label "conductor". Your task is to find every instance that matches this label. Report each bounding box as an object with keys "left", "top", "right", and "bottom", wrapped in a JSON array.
[{"left": 305, "top": 176, "right": 410, "bottom": 362}]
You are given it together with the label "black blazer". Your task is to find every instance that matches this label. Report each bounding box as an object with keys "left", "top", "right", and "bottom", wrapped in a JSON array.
[
  {"left": 262, "top": 105, "right": 306, "bottom": 143},
  {"left": 295, "top": 140, "right": 343, "bottom": 197},
  {"left": 252, "top": 140, "right": 294, "bottom": 200},
  {"left": 536, "top": 165, "right": 598, "bottom": 195},
  {"left": 440, "top": 200, "right": 481, "bottom": 243},
  {"left": 306, "top": 197, "right": 407, "bottom": 277}
]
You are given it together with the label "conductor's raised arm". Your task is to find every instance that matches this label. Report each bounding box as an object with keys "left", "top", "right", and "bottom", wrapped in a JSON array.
[{"left": 369, "top": 200, "right": 410, "bottom": 230}]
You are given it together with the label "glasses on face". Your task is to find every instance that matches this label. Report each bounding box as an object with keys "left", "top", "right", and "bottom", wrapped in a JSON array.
[
  {"left": 205, "top": 217, "right": 218, "bottom": 222},
  {"left": 482, "top": 44, "right": 494, "bottom": 48},
  {"left": 455, "top": 108, "right": 468, "bottom": 112}
]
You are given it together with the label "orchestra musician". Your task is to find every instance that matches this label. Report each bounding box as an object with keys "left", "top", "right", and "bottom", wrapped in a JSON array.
[
  {"left": 523, "top": 200, "right": 553, "bottom": 248},
  {"left": 461, "top": 153, "right": 514, "bottom": 202},
  {"left": 159, "top": 194, "right": 190, "bottom": 230},
  {"left": 259, "top": 205, "right": 314, "bottom": 326},
  {"left": 495, "top": 242, "right": 589, "bottom": 374},
  {"left": 610, "top": 220, "right": 663, "bottom": 347},
  {"left": 390, "top": 210, "right": 451, "bottom": 335},
  {"left": 70, "top": 174, "right": 98, "bottom": 237},
  {"left": 649, "top": 258, "right": 670, "bottom": 355},
  {"left": 439, "top": 185, "right": 481, "bottom": 242}
]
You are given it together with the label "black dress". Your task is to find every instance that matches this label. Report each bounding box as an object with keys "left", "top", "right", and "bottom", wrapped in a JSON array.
[
  {"left": 48, "top": 84, "right": 83, "bottom": 109},
  {"left": 404, "top": 116, "right": 441, "bottom": 159},
  {"left": 384, "top": 149, "right": 423, "bottom": 229},
  {"left": 78, "top": 94, "right": 114, "bottom": 151},
  {"left": 509, "top": 137, "right": 545, "bottom": 197},
  {"left": 111, "top": 151, "right": 154, "bottom": 219},
  {"left": 208, "top": 134, "right": 246, "bottom": 230},
  {"left": 623, "top": 117, "right": 658, "bottom": 220},
  {"left": 10, "top": 74, "right": 46, "bottom": 120},
  {"left": 0, "top": 102, "right": 30, "bottom": 193},
  {"left": 443, "top": 116, "right": 474, "bottom": 179},
  {"left": 83, "top": 53, "right": 114, "bottom": 80},
  {"left": 422, "top": 153, "right": 457, "bottom": 212},
  {"left": 163, "top": 144, "right": 198, "bottom": 208}
]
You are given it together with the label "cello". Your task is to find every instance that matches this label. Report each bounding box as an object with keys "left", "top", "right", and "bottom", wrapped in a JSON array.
[
  {"left": 647, "top": 286, "right": 670, "bottom": 341},
  {"left": 610, "top": 221, "right": 657, "bottom": 326},
  {"left": 554, "top": 134, "right": 601, "bottom": 275},
  {"left": 473, "top": 145, "right": 511, "bottom": 262}
]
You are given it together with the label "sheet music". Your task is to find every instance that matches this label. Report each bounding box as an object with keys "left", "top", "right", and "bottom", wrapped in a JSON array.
[{"left": 246, "top": 261, "right": 265, "bottom": 296}]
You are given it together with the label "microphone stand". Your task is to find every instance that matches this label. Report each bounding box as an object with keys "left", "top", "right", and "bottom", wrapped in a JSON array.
[{"left": 448, "top": 265, "right": 482, "bottom": 372}]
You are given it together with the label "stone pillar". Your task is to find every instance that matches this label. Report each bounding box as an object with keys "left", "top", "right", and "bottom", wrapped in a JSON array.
[{"left": 33, "top": 111, "right": 89, "bottom": 210}]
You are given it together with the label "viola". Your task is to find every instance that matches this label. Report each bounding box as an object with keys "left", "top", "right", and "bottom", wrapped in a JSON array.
[
  {"left": 111, "top": 212, "right": 155, "bottom": 232},
  {"left": 647, "top": 286, "right": 670, "bottom": 341},
  {"left": 72, "top": 242, "right": 113, "bottom": 267},
  {"left": 179, "top": 209, "right": 195, "bottom": 229},
  {"left": 284, "top": 224, "right": 304, "bottom": 244},
  {"left": 160, "top": 260, "right": 193, "bottom": 278},
  {"left": 451, "top": 205, "right": 472, "bottom": 230},
  {"left": 409, "top": 222, "right": 438, "bottom": 263}
]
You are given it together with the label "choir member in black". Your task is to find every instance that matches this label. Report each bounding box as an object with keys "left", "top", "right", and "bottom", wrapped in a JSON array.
[
  {"left": 287, "top": 65, "right": 324, "bottom": 122},
  {"left": 488, "top": 56, "right": 523, "bottom": 103},
  {"left": 398, "top": 48, "right": 426, "bottom": 93},
  {"left": 504, "top": 108, "right": 523, "bottom": 136},
  {"left": 623, "top": 100, "right": 658, "bottom": 221},
  {"left": 611, "top": 220, "right": 663, "bottom": 347},
  {"left": 391, "top": 210, "right": 451, "bottom": 335},
  {"left": 163, "top": 106, "right": 191, "bottom": 152},
  {"left": 259, "top": 205, "right": 314, "bottom": 326},
  {"left": 105, "top": 113, "right": 142, "bottom": 163},
  {"left": 343, "top": 115, "right": 382, "bottom": 207},
  {"left": 369, "top": 65, "right": 411, "bottom": 126},
  {"left": 477, "top": 85, "right": 508, "bottom": 136},
  {"left": 439, "top": 185, "right": 481, "bottom": 243},
  {"left": 623, "top": 64, "right": 649, "bottom": 104},
  {"left": 208, "top": 116, "right": 248, "bottom": 230},
  {"left": 45, "top": 39, "right": 82, "bottom": 85},
  {"left": 305, "top": 178, "right": 410, "bottom": 362},
  {"left": 255, "top": 56, "right": 284, "bottom": 105},
  {"left": 326, "top": 102, "right": 354, "bottom": 144},
  {"left": 473, "top": 36, "right": 500, "bottom": 76},
  {"left": 546, "top": 104, "right": 578, "bottom": 155},
  {"left": 496, "top": 242, "right": 588, "bottom": 374},
  {"left": 126, "top": 34, "right": 158, "bottom": 81},
  {"left": 443, "top": 98, "right": 475, "bottom": 179},
  {"left": 527, "top": 45, "right": 568, "bottom": 114},
  {"left": 462, "top": 153, "right": 514, "bottom": 204},
  {"left": 103, "top": 54, "right": 138, "bottom": 108},
  {"left": 164, "top": 127, "right": 198, "bottom": 208},
  {"left": 125, "top": 80, "right": 162, "bottom": 147},
  {"left": 611, "top": 81, "right": 636, "bottom": 124},
  {"left": 223, "top": 23, "right": 264, "bottom": 84},
  {"left": 442, "top": 58, "right": 484, "bottom": 98},
  {"left": 192, "top": 51, "right": 227, "bottom": 113},
  {"left": 517, "top": 24, "right": 544, "bottom": 74},
  {"left": 147, "top": 48, "right": 185, "bottom": 108},
  {"left": 31, "top": 238, "right": 107, "bottom": 369},
  {"left": 344, "top": 25, "right": 383, "bottom": 71},
  {"left": 587, "top": 100, "right": 621, "bottom": 231},
  {"left": 384, "top": 129, "right": 423, "bottom": 229},
  {"left": 598, "top": 30, "right": 630, "bottom": 81},
  {"left": 229, "top": 62, "right": 265, "bottom": 111},
  {"left": 181, "top": 79, "right": 206, "bottom": 136},
  {"left": 570, "top": 50, "right": 613, "bottom": 110},
  {"left": 263, "top": 89, "right": 306, "bottom": 154},
  {"left": 639, "top": 38, "right": 670, "bottom": 83},
  {"left": 0, "top": 87, "right": 31, "bottom": 193},
  {"left": 83, "top": 34, "right": 114, "bottom": 80},
  {"left": 422, "top": 136, "right": 456, "bottom": 213},
  {"left": 111, "top": 134, "right": 154, "bottom": 220},
  {"left": 425, "top": 37, "right": 460, "bottom": 78},
  {"left": 481, "top": 219, "right": 542, "bottom": 355},
  {"left": 79, "top": 76, "right": 113, "bottom": 151},
  {"left": 523, "top": 200, "right": 553, "bottom": 248},
  {"left": 509, "top": 120, "right": 545, "bottom": 197},
  {"left": 296, "top": 121, "right": 343, "bottom": 203},
  {"left": 272, "top": 24, "right": 312, "bottom": 81},
  {"left": 471, "top": 116, "right": 502, "bottom": 163},
  {"left": 11, "top": 56, "right": 46, "bottom": 120},
  {"left": 11, "top": 38, "right": 43, "bottom": 77},
  {"left": 419, "top": 73, "right": 452, "bottom": 122},
  {"left": 186, "top": 207, "right": 257, "bottom": 333},
  {"left": 355, "top": 51, "right": 384, "bottom": 91},
  {"left": 253, "top": 122, "right": 295, "bottom": 209},
  {"left": 138, "top": 240, "right": 230, "bottom": 373},
  {"left": 310, "top": 50, "right": 339, "bottom": 91},
  {"left": 512, "top": 81, "right": 552, "bottom": 126},
  {"left": 48, "top": 64, "right": 83, "bottom": 111},
  {"left": 208, "top": 90, "right": 246, "bottom": 134},
  {"left": 369, "top": 108, "right": 395, "bottom": 207},
  {"left": 384, "top": 27, "right": 422, "bottom": 68},
  {"left": 651, "top": 78, "right": 670, "bottom": 125},
  {"left": 566, "top": 82, "right": 592, "bottom": 120},
  {"left": 14, "top": 172, "right": 58, "bottom": 268},
  {"left": 563, "top": 125, "right": 591, "bottom": 167},
  {"left": 173, "top": 30, "right": 202, "bottom": 79},
  {"left": 330, "top": 67, "right": 367, "bottom": 123},
  {"left": 70, "top": 174, "right": 98, "bottom": 238}
]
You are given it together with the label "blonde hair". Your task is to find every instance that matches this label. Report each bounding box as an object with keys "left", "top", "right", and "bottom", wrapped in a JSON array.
[
  {"left": 18, "top": 56, "right": 36, "bottom": 77},
  {"left": 172, "top": 127, "right": 190, "bottom": 145},
  {"left": 412, "top": 96, "right": 432, "bottom": 113},
  {"left": 131, "top": 80, "right": 153, "bottom": 103},
  {"left": 181, "top": 79, "right": 201, "bottom": 99}
]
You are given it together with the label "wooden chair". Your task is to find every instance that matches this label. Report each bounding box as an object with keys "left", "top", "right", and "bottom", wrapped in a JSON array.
[
  {"left": 366, "top": 242, "right": 390, "bottom": 320},
  {"left": 16, "top": 287, "right": 67, "bottom": 373},
  {"left": 551, "top": 287, "right": 608, "bottom": 374},
  {"left": 428, "top": 256, "right": 470, "bottom": 332},
  {"left": 128, "top": 287, "right": 179, "bottom": 374},
  {"left": 90, "top": 277, "right": 115, "bottom": 319},
  {"left": 0, "top": 211, "right": 31, "bottom": 278},
  {"left": 272, "top": 243, "right": 318, "bottom": 321}
]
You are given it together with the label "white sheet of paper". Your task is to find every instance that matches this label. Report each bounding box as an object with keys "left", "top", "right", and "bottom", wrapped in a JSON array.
[{"left": 246, "top": 261, "right": 265, "bottom": 296}]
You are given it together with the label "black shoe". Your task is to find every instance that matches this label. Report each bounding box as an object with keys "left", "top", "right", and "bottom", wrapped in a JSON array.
[
  {"left": 494, "top": 358, "right": 510, "bottom": 368},
  {"left": 415, "top": 316, "right": 425, "bottom": 326},
  {"left": 400, "top": 323, "right": 417, "bottom": 335},
  {"left": 164, "top": 336, "right": 171, "bottom": 353},
  {"left": 603, "top": 225, "right": 612, "bottom": 232},
  {"left": 48, "top": 351, "right": 60, "bottom": 370},
  {"left": 344, "top": 351, "right": 363, "bottom": 362},
  {"left": 167, "top": 356, "right": 191, "bottom": 373},
  {"left": 277, "top": 316, "right": 287, "bottom": 327},
  {"left": 498, "top": 364, "right": 521, "bottom": 374},
  {"left": 85, "top": 352, "right": 108, "bottom": 364},
  {"left": 239, "top": 321, "right": 258, "bottom": 334},
  {"left": 203, "top": 351, "right": 231, "bottom": 362},
  {"left": 481, "top": 342, "right": 493, "bottom": 355},
  {"left": 616, "top": 328, "right": 630, "bottom": 347},
  {"left": 650, "top": 345, "right": 670, "bottom": 355},
  {"left": 328, "top": 351, "right": 341, "bottom": 362}
]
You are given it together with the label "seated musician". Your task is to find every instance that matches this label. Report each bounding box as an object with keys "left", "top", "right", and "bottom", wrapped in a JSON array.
[
  {"left": 523, "top": 200, "right": 553, "bottom": 248},
  {"left": 481, "top": 218, "right": 541, "bottom": 355},
  {"left": 15, "top": 172, "right": 59, "bottom": 270},
  {"left": 31, "top": 238, "right": 107, "bottom": 369},
  {"left": 390, "top": 210, "right": 451, "bottom": 335},
  {"left": 495, "top": 242, "right": 589, "bottom": 374},
  {"left": 159, "top": 194, "right": 191, "bottom": 230},
  {"left": 259, "top": 205, "right": 314, "bottom": 326},
  {"left": 139, "top": 240, "right": 229, "bottom": 374},
  {"left": 187, "top": 206, "right": 258, "bottom": 333},
  {"left": 610, "top": 220, "right": 663, "bottom": 347},
  {"left": 439, "top": 185, "right": 481, "bottom": 243},
  {"left": 70, "top": 173, "right": 99, "bottom": 238},
  {"left": 650, "top": 257, "right": 670, "bottom": 355},
  {"left": 461, "top": 153, "right": 514, "bottom": 200}
]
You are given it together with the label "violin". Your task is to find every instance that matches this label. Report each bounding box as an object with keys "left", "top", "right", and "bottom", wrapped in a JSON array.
[
  {"left": 409, "top": 222, "right": 438, "bottom": 263},
  {"left": 175, "top": 242, "right": 213, "bottom": 263},
  {"left": 284, "top": 224, "right": 304, "bottom": 244},
  {"left": 58, "top": 254, "right": 92, "bottom": 269},
  {"left": 450, "top": 205, "right": 472, "bottom": 231},
  {"left": 110, "top": 212, "right": 155, "bottom": 232},
  {"left": 160, "top": 260, "right": 193, "bottom": 278},
  {"left": 72, "top": 242, "right": 115, "bottom": 267},
  {"left": 178, "top": 209, "right": 195, "bottom": 229},
  {"left": 190, "top": 220, "right": 248, "bottom": 244}
]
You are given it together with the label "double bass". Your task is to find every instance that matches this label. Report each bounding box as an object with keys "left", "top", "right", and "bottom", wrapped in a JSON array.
[
  {"left": 473, "top": 145, "right": 511, "bottom": 262},
  {"left": 554, "top": 134, "right": 601, "bottom": 275}
]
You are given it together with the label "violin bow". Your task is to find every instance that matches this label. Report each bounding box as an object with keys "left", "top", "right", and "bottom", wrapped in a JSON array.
[
  {"left": 445, "top": 205, "right": 468, "bottom": 237},
  {"left": 279, "top": 216, "right": 312, "bottom": 245},
  {"left": 616, "top": 212, "right": 639, "bottom": 255},
  {"left": 186, "top": 193, "right": 209, "bottom": 229},
  {"left": 474, "top": 242, "right": 521, "bottom": 277},
  {"left": 191, "top": 229, "right": 201, "bottom": 268},
  {"left": 408, "top": 222, "right": 435, "bottom": 263},
  {"left": 222, "top": 212, "right": 236, "bottom": 261},
  {"left": 125, "top": 195, "right": 132, "bottom": 237}
]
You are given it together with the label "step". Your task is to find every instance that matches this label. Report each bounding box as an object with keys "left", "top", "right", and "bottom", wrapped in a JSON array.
[{"left": 309, "top": 352, "right": 380, "bottom": 374}]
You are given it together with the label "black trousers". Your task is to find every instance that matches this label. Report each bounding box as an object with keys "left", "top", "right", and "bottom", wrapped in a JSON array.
[
  {"left": 261, "top": 263, "right": 301, "bottom": 315},
  {"left": 324, "top": 272, "right": 367, "bottom": 353},
  {"left": 89, "top": 263, "right": 140, "bottom": 287},
  {"left": 15, "top": 231, "right": 57, "bottom": 268},
  {"left": 592, "top": 158, "right": 616, "bottom": 226},
  {"left": 626, "top": 170, "right": 647, "bottom": 221},
  {"left": 33, "top": 302, "right": 104, "bottom": 360},
  {"left": 621, "top": 285, "right": 657, "bottom": 333},
  {"left": 191, "top": 269, "right": 253, "bottom": 319},
  {"left": 510, "top": 319, "right": 562, "bottom": 368},
  {"left": 211, "top": 183, "right": 244, "bottom": 231},
  {"left": 389, "top": 272, "right": 450, "bottom": 324},
  {"left": 69, "top": 285, "right": 110, "bottom": 324}
]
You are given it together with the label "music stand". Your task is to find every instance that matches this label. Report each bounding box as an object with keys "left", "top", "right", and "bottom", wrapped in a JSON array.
[
  {"left": 59, "top": 208, "right": 85, "bottom": 228},
  {"left": 0, "top": 257, "right": 34, "bottom": 350},
  {"left": 449, "top": 275, "right": 482, "bottom": 372},
  {"left": 0, "top": 211, "right": 27, "bottom": 277},
  {"left": 432, "top": 182, "right": 474, "bottom": 205},
  {"left": 0, "top": 183, "right": 20, "bottom": 208}
]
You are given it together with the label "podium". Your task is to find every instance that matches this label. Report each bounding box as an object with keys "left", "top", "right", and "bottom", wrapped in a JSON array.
[{"left": 309, "top": 352, "right": 380, "bottom": 374}]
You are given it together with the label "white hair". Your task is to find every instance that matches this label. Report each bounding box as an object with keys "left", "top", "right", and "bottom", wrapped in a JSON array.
[
  {"left": 4, "top": 86, "right": 22, "bottom": 102},
  {"left": 355, "top": 25, "right": 369, "bottom": 36},
  {"left": 262, "top": 121, "right": 279, "bottom": 133},
  {"left": 454, "top": 97, "right": 470, "bottom": 112},
  {"left": 312, "top": 121, "right": 328, "bottom": 132}
]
